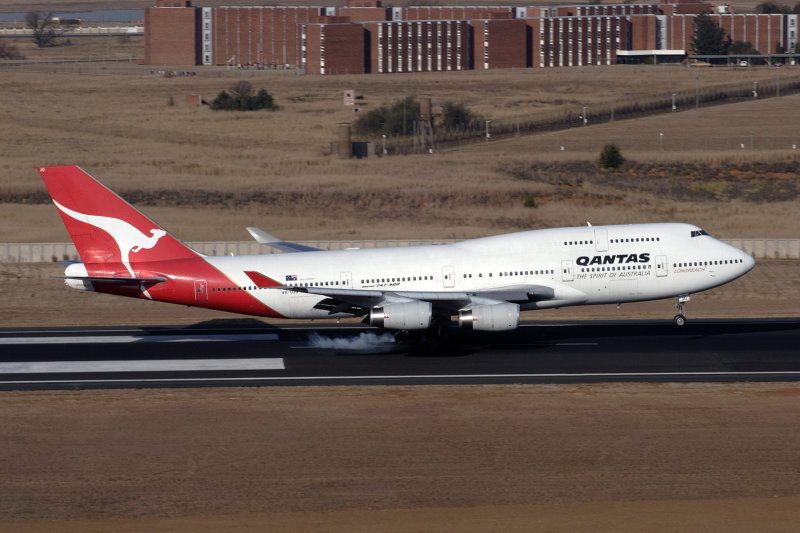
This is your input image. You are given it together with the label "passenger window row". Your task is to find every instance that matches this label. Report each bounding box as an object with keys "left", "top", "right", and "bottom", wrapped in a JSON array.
[
  {"left": 464, "top": 269, "right": 555, "bottom": 278},
  {"left": 287, "top": 281, "right": 342, "bottom": 287},
  {"left": 610, "top": 237, "right": 660, "bottom": 243},
  {"left": 360, "top": 276, "right": 433, "bottom": 284},
  {"left": 212, "top": 285, "right": 262, "bottom": 292},
  {"left": 673, "top": 259, "right": 743, "bottom": 267}
]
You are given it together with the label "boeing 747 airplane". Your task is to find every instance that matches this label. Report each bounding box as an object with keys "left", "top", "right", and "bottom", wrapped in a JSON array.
[{"left": 40, "top": 165, "right": 754, "bottom": 339}]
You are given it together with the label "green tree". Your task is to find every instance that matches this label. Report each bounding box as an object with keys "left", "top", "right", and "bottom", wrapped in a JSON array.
[
  {"left": 755, "top": 1, "right": 790, "bottom": 13},
  {"left": 209, "top": 88, "right": 277, "bottom": 111},
  {"left": 253, "top": 89, "right": 275, "bottom": 110},
  {"left": 599, "top": 144, "right": 624, "bottom": 169},
  {"left": 353, "top": 96, "right": 419, "bottom": 136},
  {"left": 728, "top": 40, "right": 758, "bottom": 55},
  {"left": 690, "top": 12, "right": 726, "bottom": 56},
  {"left": 440, "top": 102, "right": 481, "bottom": 131},
  {"left": 210, "top": 90, "right": 235, "bottom": 110}
]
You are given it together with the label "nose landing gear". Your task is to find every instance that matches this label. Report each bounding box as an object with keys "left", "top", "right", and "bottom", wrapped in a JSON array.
[{"left": 673, "top": 294, "right": 690, "bottom": 327}]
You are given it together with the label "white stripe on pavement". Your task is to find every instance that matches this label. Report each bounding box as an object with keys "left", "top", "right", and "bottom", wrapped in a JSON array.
[{"left": 0, "top": 358, "right": 285, "bottom": 373}]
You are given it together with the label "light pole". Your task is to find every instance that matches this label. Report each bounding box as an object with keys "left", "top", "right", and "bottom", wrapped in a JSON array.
[
  {"left": 516, "top": 102, "right": 520, "bottom": 137},
  {"left": 753, "top": 81, "right": 759, "bottom": 99},
  {"left": 695, "top": 76, "right": 699, "bottom": 109},
  {"left": 610, "top": 89, "right": 614, "bottom": 122},
  {"left": 671, "top": 92, "right": 677, "bottom": 111},
  {"left": 659, "top": 132, "right": 664, "bottom": 152},
  {"left": 485, "top": 120, "right": 491, "bottom": 141},
  {"left": 382, "top": 134, "right": 387, "bottom": 155},
  {"left": 581, "top": 105, "right": 588, "bottom": 126}
]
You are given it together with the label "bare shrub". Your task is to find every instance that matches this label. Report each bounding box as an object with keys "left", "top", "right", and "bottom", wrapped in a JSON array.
[
  {"left": 0, "top": 41, "right": 24, "bottom": 59},
  {"left": 25, "top": 11, "right": 64, "bottom": 47},
  {"left": 229, "top": 80, "right": 253, "bottom": 98}
]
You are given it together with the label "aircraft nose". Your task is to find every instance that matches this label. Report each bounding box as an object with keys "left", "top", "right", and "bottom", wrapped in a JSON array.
[{"left": 742, "top": 250, "right": 756, "bottom": 273}]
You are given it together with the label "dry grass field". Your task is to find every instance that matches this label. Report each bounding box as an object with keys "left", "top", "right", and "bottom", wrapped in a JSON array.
[
  {"left": 3, "top": 27, "right": 800, "bottom": 533},
  {"left": 2, "top": 44, "right": 800, "bottom": 242},
  {"left": 2, "top": 383, "right": 800, "bottom": 532}
]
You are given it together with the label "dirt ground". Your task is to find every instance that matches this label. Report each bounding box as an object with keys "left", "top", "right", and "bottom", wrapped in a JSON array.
[{"left": 1, "top": 384, "right": 800, "bottom": 532}]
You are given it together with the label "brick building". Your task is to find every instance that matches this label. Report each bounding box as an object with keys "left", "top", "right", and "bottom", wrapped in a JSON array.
[{"left": 144, "top": 0, "right": 800, "bottom": 73}]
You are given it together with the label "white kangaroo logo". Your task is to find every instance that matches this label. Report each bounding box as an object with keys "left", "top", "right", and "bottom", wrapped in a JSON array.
[{"left": 53, "top": 200, "right": 166, "bottom": 278}]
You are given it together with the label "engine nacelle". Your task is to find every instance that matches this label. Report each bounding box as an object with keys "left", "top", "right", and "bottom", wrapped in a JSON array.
[
  {"left": 369, "top": 301, "right": 432, "bottom": 330},
  {"left": 459, "top": 303, "right": 520, "bottom": 331}
]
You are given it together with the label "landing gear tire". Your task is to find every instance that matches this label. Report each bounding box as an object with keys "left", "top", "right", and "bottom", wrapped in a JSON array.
[
  {"left": 673, "top": 294, "right": 690, "bottom": 328},
  {"left": 423, "top": 314, "right": 451, "bottom": 348},
  {"left": 393, "top": 330, "right": 411, "bottom": 344}
]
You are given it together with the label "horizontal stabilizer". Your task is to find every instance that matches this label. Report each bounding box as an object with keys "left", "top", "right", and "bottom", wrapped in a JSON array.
[
  {"left": 60, "top": 275, "right": 167, "bottom": 284},
  {"left": 246, "top": 227, "right": 321, "bottom": 253}
]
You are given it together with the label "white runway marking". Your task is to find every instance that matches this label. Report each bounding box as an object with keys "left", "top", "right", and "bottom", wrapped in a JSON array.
[
  {"left": 0, "top": 334, "right": 279, "bottom": 345},
  {"left": 554, "top": 342, "right": 599, "bottom": 346},
  {"left": 0, "top": 358, "right": 285, "bottom": 374}
]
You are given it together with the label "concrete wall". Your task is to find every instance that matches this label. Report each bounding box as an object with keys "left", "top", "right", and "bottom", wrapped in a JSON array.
[{"left": 3, "top": 239, "right": 799, "bottom": 263}]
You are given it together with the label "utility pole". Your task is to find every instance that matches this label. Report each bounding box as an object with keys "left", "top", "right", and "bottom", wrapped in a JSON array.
[{"left": 610, "top": 89, "right": 614, "bottom": 122}]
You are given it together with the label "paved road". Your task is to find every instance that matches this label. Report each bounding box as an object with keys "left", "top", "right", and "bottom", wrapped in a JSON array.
[{"left": 1, "top": 319, "right": 798, "bottom": 390}]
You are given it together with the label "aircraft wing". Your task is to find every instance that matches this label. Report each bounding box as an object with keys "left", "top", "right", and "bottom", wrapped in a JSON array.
[
  {"left": 282, "top": 284, "right": 559, "bottom": 315},
  {"left": 247, "top": 227, "right": 322, "bottom": 253},
  {"left": 245, "top": 271, "right": 581, "bottom": 316}
]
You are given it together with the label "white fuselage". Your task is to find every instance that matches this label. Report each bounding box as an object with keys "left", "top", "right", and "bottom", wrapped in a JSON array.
[{"left": 203, "top": 223, "right": 754, "bottom": 319}]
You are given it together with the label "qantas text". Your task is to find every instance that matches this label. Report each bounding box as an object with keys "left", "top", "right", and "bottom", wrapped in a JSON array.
[{"left": 576, "top": 253, "right": 651, "bottom": 266}]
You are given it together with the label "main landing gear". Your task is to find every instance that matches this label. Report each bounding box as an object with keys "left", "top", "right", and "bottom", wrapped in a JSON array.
[
  {"left": 673, "top": 294, "right": 690, "bottom": 327},
  {"left": 393, "top": 314, "right": 452, "bottom": 348}
]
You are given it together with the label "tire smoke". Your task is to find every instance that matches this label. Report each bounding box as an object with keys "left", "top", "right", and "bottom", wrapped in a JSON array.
[{"left": 307, "top": 332, "right": 397, "bottom": 352}]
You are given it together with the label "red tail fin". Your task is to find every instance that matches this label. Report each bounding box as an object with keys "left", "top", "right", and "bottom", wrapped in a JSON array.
[{"left": 39, "top": 166, "right": 196, "bottom": 276}]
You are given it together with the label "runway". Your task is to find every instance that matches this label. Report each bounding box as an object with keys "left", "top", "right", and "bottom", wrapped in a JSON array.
[{"left": 1, "top": 319, "right": 799, "bottom": 390}]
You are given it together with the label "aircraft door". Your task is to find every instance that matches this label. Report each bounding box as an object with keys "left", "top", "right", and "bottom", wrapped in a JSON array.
[
  {"left": 561, "top": 260, "right": 574, "bottom": 282},
  {"left": 194, "top": 280, "right": 208, "bottom": 301},
  {"left": 655, "top": 255, "right": 667, "bottom": 277},
  {"left": 340, "top": 272, "right": 352, "bottom": 288},
  {"left": 443, "top": 266, "right": 455, "bottom": 288},
  {"left": 594, "top": 228, "right": 609, "bottom": 251}
]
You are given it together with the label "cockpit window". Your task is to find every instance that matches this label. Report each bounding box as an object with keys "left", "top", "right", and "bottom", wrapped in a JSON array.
[{"left": 691, "top": 229, "right": 710, "bottom": 238}]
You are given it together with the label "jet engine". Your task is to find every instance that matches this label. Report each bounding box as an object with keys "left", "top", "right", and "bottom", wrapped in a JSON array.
[
  {"left": 458, "top": 303, "right": 520, "bottom": 331},
  {"left": 369, "top": 301, "right": 432, "bottom": 330}
]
